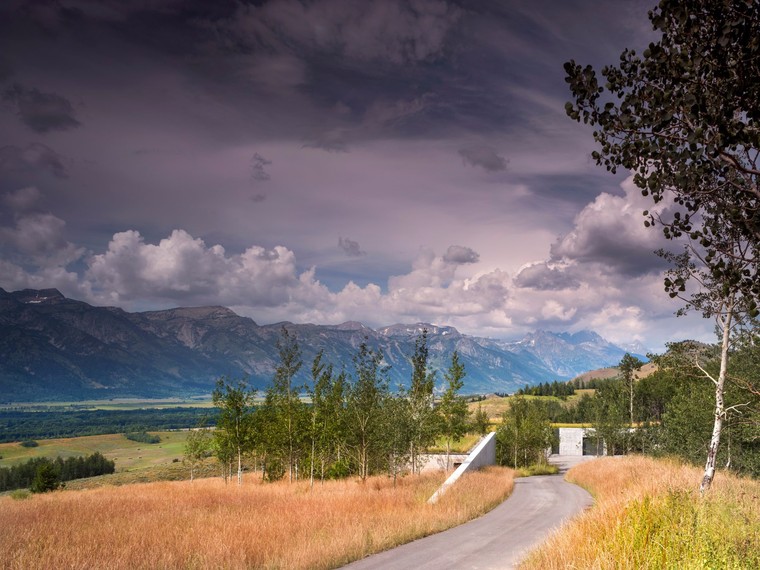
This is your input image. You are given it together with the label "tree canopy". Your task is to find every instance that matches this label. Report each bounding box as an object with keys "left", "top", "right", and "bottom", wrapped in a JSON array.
[{"left": 564, "top": 0, "right": 760, "bottom": 307}]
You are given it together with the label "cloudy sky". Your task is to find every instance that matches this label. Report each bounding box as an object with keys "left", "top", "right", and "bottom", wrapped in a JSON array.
[{"left": 0, "top": 0, "right": 717, "bottom": 351}]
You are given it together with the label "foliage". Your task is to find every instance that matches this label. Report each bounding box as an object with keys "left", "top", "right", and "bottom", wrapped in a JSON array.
[
  {"left": 265, "top": 328, "right": 307, "bottom": 483},
  {"left": 472, "top": 404, "right": 490, "bottom": 435},
  {"left": 211, "top": 376, "right": 257, "bottom": 485},
  {"left": 564, "top": 0, "right": 760, "bottom": 305},
  {"left": 516, "top": 380, "right": 576, "bottom": 398},
  {"left": 0, "top": 407, "right": 219, "bottom": 443},
  {"left": 20, "top": 440, "right": 39, "bottom": 448},
  {"left": 124, "top": 431, "right": 161, "bottom": 444},
  {"left": 592, "top": 378, "right": 631, "bottom": 455},
  {"left": 618, "top": 353, "right": 644, "bottom": 426},
  {"left": 0, "top": 452, "right": 115, "bottom": 492},
  {"left": 30, "top": 463, "right": 62, "bottom": 493},
  {"left": 495, "top": 396, "right": 555, "bottom": 469},
  {"left": 345, "top": 341, "right": 389, "bottom": 480},
  {"left": 438, "top": 351, "right": 470, "bottom": 470},
  {"left": 407, "top": 330, "right": 438, "bottom": 474},
  {"left": 183, "top": 422, "right": 212, "bottom": 481}
]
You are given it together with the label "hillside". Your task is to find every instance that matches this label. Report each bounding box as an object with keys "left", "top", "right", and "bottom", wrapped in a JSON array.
[{"left": 0, "top": 288, "right": 646, "bottom": 401}]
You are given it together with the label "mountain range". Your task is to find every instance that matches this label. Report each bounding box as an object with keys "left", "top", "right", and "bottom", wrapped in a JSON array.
[{"left": 0, "top": 288, "right": 646, "bottom": 401}]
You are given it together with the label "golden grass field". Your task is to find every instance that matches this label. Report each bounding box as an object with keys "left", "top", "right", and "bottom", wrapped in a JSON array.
[
  {"left": 521, "top": 456, "right": 760, "bottom": 569},
  {"left": 1, "top": 466, "right": 514, "bottom": 570}
]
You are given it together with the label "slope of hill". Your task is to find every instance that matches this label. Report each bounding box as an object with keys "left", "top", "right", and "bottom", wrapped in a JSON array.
[{"left": 0, "top": 288, "right": 646, "bottom": 401}]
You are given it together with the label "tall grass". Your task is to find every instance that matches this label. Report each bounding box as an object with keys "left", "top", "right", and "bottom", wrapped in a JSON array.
[
  {"left": 521, "top": 456, "right": 760, "bottom": 569},
  {"left": 1, "top": 466, "right": 513, "bottom": 570}
]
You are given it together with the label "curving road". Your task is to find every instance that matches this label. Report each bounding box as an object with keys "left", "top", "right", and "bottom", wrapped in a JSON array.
[{"left": 342, "top": 457, "right": 594, "bottom": 570}]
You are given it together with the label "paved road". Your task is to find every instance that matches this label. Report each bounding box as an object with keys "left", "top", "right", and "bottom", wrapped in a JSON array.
[{"left": 342, "top": 457, "right": 594, "bottom": 570}]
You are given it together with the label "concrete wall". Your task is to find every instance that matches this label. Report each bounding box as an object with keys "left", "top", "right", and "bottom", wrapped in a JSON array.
[
  {"left": 558, "top": 427, "right": 585, "bottom": 456},
  {"left": 419, "top": 453, "right": 470, "bottom": 473},
  {"left": 556, "top": 427, "right": 605, "bottom": 456},
  {"left": 428, "top": 432, "right": 496, "bottom": 504}
]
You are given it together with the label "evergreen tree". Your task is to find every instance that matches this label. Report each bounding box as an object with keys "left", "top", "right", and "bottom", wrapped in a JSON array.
[
  {"left": 30, "top": 462, "right": 61, "bottom": 493},
  {"left": 472, "top": 403, "right": 490, "bottom": 436}
]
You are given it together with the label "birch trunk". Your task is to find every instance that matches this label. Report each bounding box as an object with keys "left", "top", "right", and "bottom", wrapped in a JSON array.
[{"left": 700, "top": 299, "right": 733, "bottom": 494}]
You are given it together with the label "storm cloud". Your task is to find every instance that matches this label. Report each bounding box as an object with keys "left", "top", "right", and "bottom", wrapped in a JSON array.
[
  {"left": 0, "top": 0, "right": 709, "bottom": 350},
  {"left": 3, "top": 84, "right": 80, "bottom": 134}
]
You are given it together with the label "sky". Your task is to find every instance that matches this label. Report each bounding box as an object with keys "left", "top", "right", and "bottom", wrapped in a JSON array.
[{"left": 0, "top": 0, "right": 719, "bottom": 352}]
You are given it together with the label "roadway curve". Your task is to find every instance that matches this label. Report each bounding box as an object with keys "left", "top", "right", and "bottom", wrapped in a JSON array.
[{"left": 342, "top": 457, "right": 594, "bottom": 570}]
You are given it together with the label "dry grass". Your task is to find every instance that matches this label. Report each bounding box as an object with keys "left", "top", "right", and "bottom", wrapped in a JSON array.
[
  {"left": 1, "top": 466, "right": 514, "bottom": 570},
  {"left": 521, "top": 456, "right": 760, "bottom": 569}
]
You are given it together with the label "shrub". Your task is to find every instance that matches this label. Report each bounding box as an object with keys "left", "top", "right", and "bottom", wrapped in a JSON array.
[
  {"left": 20, "top": 440, "right": 39, "bottom": 448},
  {"left": 124, "top": 431, "right": 161, "bottom": 444},
  {"left": 10, "top": 489, "right": 30, "bottom": 500},
  {"left": 30, "top": 463, "right": 62, "bottom": 493}
]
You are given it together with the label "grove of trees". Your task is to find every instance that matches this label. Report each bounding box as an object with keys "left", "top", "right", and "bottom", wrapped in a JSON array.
[
  {"left": 0, "top": 452, "right": 115, "bottom": 493},
  {"left": 192, "top": 329, "right": 477, "bottom": 484}
]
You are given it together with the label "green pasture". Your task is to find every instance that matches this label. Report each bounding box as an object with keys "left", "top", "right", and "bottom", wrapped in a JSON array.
[{"left": 0, "top": 431, "right": 189, "bottom": 472}]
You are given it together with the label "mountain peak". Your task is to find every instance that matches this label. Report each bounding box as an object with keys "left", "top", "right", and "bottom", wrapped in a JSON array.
[
  {"left": 11, "top": 288, "right": 66, "bottom": 305},
  {"left": 335, "top": 321, "right": 372, "bottom": 331}
]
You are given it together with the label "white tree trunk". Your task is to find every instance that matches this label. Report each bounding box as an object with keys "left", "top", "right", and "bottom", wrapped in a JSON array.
[{"left": 700, "top": 300, "right": 733, "bottom": 494}]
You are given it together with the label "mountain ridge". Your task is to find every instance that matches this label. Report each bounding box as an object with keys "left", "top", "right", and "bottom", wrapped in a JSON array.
[{"left": 0, "top": 288, "right": 646, "bottom": 401}]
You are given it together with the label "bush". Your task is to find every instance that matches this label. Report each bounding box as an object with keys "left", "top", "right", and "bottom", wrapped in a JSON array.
[
  {"left": 10, "top": 489, "right": 30, "bottom": 500},
  {"left": 20, "top": 440, "right": 39, "bottom": 448},
  {"left": 263, "top": 458, "right": 285, "bottom": 482},
  {"left": 124, "top": 431, "right": 161, "bottom": 444},
  {"left": 30, "top": 463, "right": 61, "bottom": 493}
]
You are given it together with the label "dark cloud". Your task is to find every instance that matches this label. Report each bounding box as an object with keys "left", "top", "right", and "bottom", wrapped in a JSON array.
[
  {"left": 251, "top": 193, "right": 266, "bottom": 203},
  {"left": 514, "top": 262, "right": 580, "bottom": 291},
  {"left": 338, "top": 237, "right": 366, "bottom": 257},
  {"left": 0, "top": 143, "right": 69, "bottom": 178},
  {"left": 250, "top": 153, "right": 272, "bottom": 181},
  {"left": 3, "top": 83, "right": 80, "bottom": 133},
  {"left": 2, "top": 186, "right": 42, "bottom": 213},
  {"left": 458, "top": 145, "right": 508, "bottom": 172},
  {"left": 443, "top": 245, "right": 479, "bottom": 264},
  {"left": 548, "top": 185, "right": 673, "bottom": 277},
  {"left": 225, "top": 0, "right": 461, "bottom": 66},
  {"left": 0, "top": 57, "right": 11, "bottom": 82},
  {"left": 302, "top": 133, "right": 350, "bottom": 153}
]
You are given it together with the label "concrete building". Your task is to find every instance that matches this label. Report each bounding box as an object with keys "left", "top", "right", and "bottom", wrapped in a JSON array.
[{"left": 554, "top": 427, "right": 605, "bottom": 456}]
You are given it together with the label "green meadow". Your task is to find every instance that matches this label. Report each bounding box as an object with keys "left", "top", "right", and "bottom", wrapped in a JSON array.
[{"left": 0, "top": 431, "right": 189, "bottom": 472}]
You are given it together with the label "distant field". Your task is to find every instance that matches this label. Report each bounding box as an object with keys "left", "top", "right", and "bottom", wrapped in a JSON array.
[
  {"left": 0, "top": 431, "right": 188, "bottom": 472},
  {"left": 468, "top": 395, "right": 510, "bottom": 421},
  {"left": 468, "top": 394, "right": 569, "bottom": 422},
  {"left": 429, "top": 433, "right": 481, "bottom": 454}
]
